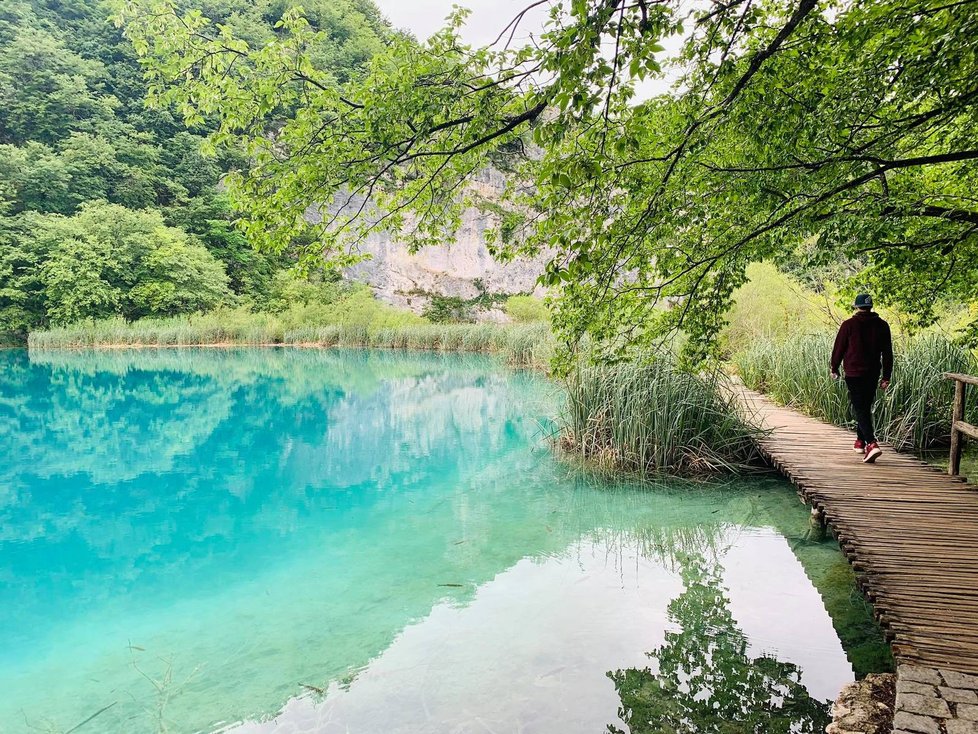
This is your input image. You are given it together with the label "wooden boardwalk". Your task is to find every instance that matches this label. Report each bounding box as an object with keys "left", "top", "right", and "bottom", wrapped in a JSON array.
[{"left": 735, "top": 386, "right": 978, "bottom": 674}]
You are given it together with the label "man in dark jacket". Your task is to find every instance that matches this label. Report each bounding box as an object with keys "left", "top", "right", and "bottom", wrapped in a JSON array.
[{"left": 830, "top": 294, "right": 893, "bottom": 463}]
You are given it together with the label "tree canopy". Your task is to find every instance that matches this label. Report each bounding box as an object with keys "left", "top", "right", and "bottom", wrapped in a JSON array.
[
  {"left": 120, "top": 0, "right": 978, "bottom": 363},
  {"left": 1, "top": 202, "right": 231, "bottom": 329}
]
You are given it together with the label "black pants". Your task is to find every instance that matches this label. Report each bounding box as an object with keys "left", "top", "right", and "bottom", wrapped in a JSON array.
[{"left": 845, "top": 374, "right": 878, "bottom": 443}]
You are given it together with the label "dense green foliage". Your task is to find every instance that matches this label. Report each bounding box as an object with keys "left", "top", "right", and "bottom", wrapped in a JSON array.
[
  {"left": 720, "top": 263, "right": 838, "bottom": 356},
  {"left": 561, "top": 360, "right": 764, "bottom": 475},
  {"left": 423, "top": 295, "right": 476, "bottom": 323},
  {"left": 2, "top": 203, "right": 231, "bottom": 330},
  {"left": 735, "top": 333, "right": 978, "bottom": 453},
  {"left": 120, "top": 0, "right": 978, "bottom": 365},
  {"left": 0, "top": 0, "right": 392, "bottom": 341}
]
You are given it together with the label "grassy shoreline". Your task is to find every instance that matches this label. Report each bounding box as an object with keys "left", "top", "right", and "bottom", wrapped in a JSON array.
[
  {"left": 28, "top": 318, "right": 556, "bottom": 368},
  {"left": 37, "top": 314, "right": 975, "bottom": 480},
  {"left": 26, "top": 314, "right": 779, "bottom": 477}
]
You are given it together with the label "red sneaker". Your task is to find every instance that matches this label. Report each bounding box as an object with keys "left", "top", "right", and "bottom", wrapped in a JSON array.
[
  {"left": 853, "top": 439, "right": 865, "bottom": 453},
  {"left": 863, "top": 442, "right": 882, "bottom": 463}
]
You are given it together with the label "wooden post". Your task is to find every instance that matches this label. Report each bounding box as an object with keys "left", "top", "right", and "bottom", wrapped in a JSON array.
[{"left": 950, "top": 378, "right": 966, "bottom": 477}]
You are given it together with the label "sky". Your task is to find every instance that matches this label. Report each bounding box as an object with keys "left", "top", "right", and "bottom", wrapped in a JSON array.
[
  {"left": 371, "top": 0, "right": 688, "bottom": 99},
  {"left": 372, "top": 0, "right": 551, "bottom": 48}
]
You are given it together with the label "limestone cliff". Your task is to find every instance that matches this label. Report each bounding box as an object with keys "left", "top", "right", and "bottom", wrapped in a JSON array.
[{"left": 308, "top": 169, "right": 548, "bottom": 321}]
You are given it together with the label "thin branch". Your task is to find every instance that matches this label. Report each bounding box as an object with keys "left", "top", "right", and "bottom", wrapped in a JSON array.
[{"left": 489, "top": 0, "right": 553, "bottom": 49}]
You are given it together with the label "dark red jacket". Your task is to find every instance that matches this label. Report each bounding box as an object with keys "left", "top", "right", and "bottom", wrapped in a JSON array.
[{"left": 831, "top": 311, "right": 893, "bottom": 379}]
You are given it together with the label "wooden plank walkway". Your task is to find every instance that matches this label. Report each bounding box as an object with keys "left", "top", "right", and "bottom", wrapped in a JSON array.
[{"left": 734, "top": 386, "right": 978, "bottom": 674}]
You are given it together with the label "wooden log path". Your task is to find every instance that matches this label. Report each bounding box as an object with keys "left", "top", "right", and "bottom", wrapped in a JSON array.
[{"left": 734, "top": 385, "right": 978, "bottom": 674}]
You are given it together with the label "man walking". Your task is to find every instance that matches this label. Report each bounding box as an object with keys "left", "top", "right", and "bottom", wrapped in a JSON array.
[{"left": 830, "top": 294, "right": 893, "bottom": 463}]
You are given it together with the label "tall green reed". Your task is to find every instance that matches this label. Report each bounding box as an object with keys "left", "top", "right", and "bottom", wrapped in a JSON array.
[
  {"left": 284, "top": 322, "right": 553, "bottom": 367},
  {"left": 734, "top": 333, "right": 978, "bottom": 452},
  {"left": 28, "top": 316, "right": 554, "bottom": 369},
  {"left": 561, "top": 360, "right": 766, "bottom": 477}
]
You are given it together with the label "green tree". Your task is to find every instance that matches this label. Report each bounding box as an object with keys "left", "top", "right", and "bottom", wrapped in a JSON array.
[
  {"left": 130, "top": 238, "right": 232, "bottom": 317},
  {"left": 0, "top": 142, "right": 72, "bottom": 214},
  {"left": 0, "top": 212, "right": 47, "bottom": 338},
  {"left": 41, "top": 233, "right": 125, "bottom": 324},
  {"left": 504, "top": 294, "right": 550, "bottom": 323},
  {"left": 164, "top": 193, "right": 287, "bottom": 301},
  {"left": 0, "top": 132, "right": 175, "bottom": 215},
  {"left": 33, "top": 202, "right": 231, "bottom": 325},
  {"left": 119, "top": 0, "right": 978, "bottom": 361},
  {"left": 61, "top": 129, "right": 166, "bottom": 210}
]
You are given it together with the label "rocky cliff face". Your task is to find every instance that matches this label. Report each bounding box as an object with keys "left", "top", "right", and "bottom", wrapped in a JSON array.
[{"left": 309, "top": 169, "right": 548, "bottom": 321}]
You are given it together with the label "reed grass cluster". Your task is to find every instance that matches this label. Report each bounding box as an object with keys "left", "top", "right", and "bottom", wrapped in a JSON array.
[
  {"left": 734, "top": 333, "right": 978, "bottom": 453},
  {"left": 28, "top": 311, "right": 285, "bottom": 349},
  {"left": 283, "top": 322, "right": 552, "bottom": 366},
  {"left": 560, "top": 360, "right": 766, "bottom": 477},
  {"left": 28, "top": 314, "right": 554, "bottom": 368}
]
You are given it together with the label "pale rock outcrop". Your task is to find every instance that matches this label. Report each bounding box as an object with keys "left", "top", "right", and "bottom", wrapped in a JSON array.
[
  {"left": 826, "top": 673, "right": 895, "bottom": 734},
  {"left": 306, "top": 168, "right": 549, "bottom": 320}
]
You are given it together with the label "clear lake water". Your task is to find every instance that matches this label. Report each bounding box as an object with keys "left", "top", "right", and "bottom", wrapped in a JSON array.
[{"left": 0, "top": 348, "right": 891, "bottom": 733}]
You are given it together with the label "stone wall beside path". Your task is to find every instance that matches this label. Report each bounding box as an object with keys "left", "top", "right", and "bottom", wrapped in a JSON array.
[
  {"left": 828, "top": 665, "right": 978, "bottom": 734},
  {"left": 892, "top": 664, "right": 978, "bottom": 734}
]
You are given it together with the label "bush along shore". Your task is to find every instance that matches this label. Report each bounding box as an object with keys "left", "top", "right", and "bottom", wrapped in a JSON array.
[
  {"left": 734, "top": 332, "right": 978, "bottom": 454},
  {"left": 559, "top": 359, "right": 768, "bottom": 477},
  {"left": 27, "top": 314, "right": 555, "bottom": 369}
]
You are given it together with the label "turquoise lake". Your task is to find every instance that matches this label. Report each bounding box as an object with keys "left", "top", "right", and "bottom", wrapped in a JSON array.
[{"left": 0, "top": 348, "right": 888, "bottom": 733}]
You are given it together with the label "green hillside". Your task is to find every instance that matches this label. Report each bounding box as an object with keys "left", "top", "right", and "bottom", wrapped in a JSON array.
[{"left": 0, "top": 0, "right": 392, "bottom": 342}]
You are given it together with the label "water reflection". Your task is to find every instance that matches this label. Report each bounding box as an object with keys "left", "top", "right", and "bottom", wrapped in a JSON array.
[
  {"left": 608, "top": 551, "right": 831, "bottom": 734},
  {"left": 0, "top": 349, "right": 878, "bottom": 734},
  {"left": 226, "top": 526, "right": 840, "bottom": 734}
]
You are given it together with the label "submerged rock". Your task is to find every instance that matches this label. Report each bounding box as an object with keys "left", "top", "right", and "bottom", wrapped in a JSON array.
[{"left": 826, "top": 673, "right": 896, "bottom": 734}]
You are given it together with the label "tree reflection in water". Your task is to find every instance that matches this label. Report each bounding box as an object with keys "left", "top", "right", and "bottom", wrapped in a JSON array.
[{"left": 608, "top": 551, "right": 832, "bottom": 734}]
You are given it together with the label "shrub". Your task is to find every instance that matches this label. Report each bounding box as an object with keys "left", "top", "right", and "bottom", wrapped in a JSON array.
[
  {"left": 263, "top": 270, "right": 346, "bottom": 312},
  {"left": 422, "top": 295, "right": 473, "bottom": 323},
  {"left": 721, "top": 262, "right": 836, "bottom": 356},
  {"left": 504, "top": 294, "right": 550, "bottom": 323}
]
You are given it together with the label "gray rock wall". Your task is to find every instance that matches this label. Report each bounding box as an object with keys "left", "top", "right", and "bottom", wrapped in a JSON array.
[{"left": 308, "top": 170, "right": 549, "bottom": 321}]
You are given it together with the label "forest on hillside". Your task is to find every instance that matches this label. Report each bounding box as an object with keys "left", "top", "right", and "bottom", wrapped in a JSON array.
[{"left": 0, "top": 0, "right": 393, "bottom": 342}]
